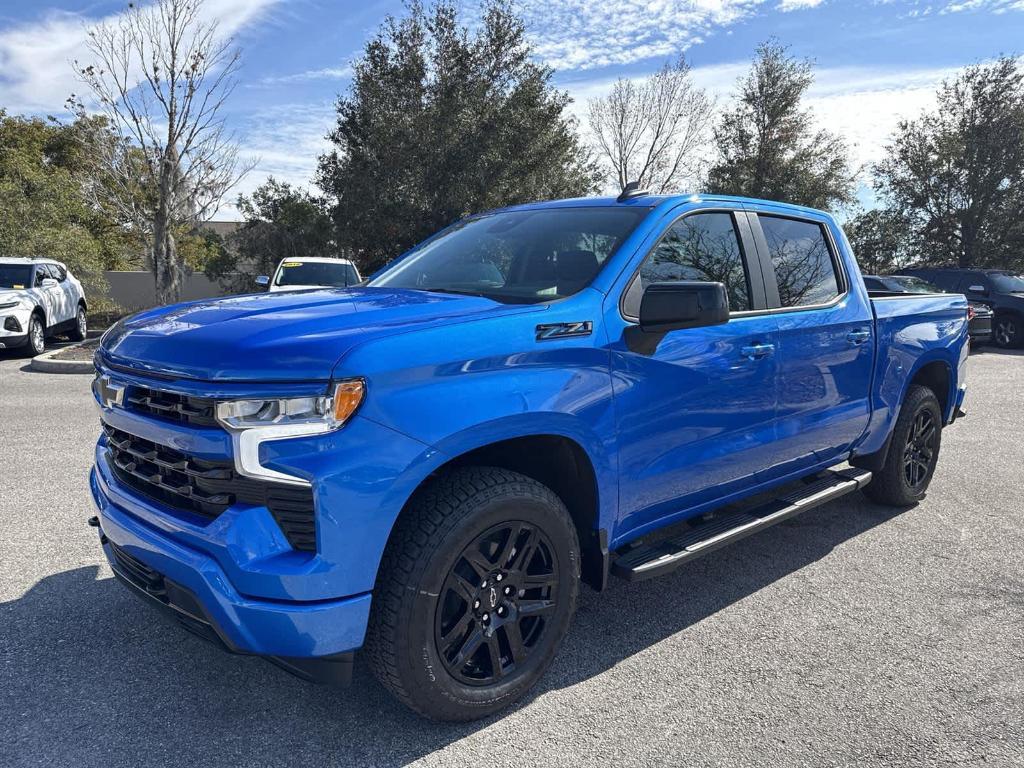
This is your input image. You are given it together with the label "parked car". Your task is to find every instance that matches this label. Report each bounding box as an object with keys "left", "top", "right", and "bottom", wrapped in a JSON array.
[
  {"left": 862, "top": 274, "right": 993, "bottom": 344},
  {"left": 88, "top": 192, "right": 969, "bottom": 721},
  {"left": 255, "top": 256, "right": 361, "bottom": 292},
  {"left": 0, "top": 257, "right": 88, "bottom": 356},
  {"left": 901, "top": 267, "right": 1024, "bottom": 348}
]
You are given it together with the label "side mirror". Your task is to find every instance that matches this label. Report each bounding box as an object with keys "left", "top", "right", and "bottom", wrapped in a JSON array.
[
  {"left": 41, "top": 277, "right": 58, "bottom": 288},
  {"left": 639, "top": 281, "right": 730, "bottom": 332},
  {"left": 255, "top": 275, "right": 270, "bottom": 288},
  {"left": 967, "top": 284, "right": 987, "bottom": 296}
]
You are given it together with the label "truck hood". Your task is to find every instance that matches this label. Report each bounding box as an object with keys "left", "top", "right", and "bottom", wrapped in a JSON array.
[{"left": 99, "top": 287, "right": 539, "bottom": 382}]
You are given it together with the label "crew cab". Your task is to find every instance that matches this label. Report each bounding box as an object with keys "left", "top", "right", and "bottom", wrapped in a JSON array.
[
  {"left": 0, "top": 257, "right": 88, "bottom": 356},
  {"left": 88, "top": 193, "right": 969, "bottom": 721}
]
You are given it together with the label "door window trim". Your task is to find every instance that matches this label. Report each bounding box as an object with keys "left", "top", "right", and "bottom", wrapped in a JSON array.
[
  {"left": 618, "top": 207, "right": 768, "bottom": 322},
  {"left": 745, "top": 211, "right": 850, "bottom": 315}
]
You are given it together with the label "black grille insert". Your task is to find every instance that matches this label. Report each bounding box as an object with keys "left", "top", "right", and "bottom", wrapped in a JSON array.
[
  {"left": 103, "top": 422, "right": 317, "bottom": 551},
  {"left": 125, "top": 385, "right": 218, "bottom": 427}
]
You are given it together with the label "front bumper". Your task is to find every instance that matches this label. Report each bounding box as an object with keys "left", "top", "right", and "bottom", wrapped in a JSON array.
[
  {"left": 91, "top": 466, "right": 372, "bottom": 670},
  {"left": 0, "top": 332, "right": 28, "bottom": 349}
]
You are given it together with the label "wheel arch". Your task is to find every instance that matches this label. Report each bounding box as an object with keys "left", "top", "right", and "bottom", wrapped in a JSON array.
[{"left": 386, "top": 419, "right": 615, "bottom": 591}]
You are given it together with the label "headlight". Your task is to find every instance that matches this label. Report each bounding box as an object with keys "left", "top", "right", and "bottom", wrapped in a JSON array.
[
  {"left": 216, "top": 380, "right": 364, "bottom": 432},
  {"left": 215, "top": 379, "right": 365, "bottom": 486}
]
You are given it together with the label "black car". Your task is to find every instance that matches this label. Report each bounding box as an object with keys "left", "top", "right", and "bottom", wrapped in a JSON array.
[
  {"left": 901, "top": 268, "right": 1024, "bottom": 348},
  {"left": 863, "top": 274, "right": 993, "bottom": 344}
]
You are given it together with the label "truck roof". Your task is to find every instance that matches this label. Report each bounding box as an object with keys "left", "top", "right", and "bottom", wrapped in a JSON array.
[
  {"left": 489, "top": 193, "right": 832, "bottom": 219},
  {"left": 277, "top": 256, "right": 356, "bottom": 265}
]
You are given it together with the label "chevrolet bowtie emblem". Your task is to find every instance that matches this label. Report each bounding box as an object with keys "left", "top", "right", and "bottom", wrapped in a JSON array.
[{"left": 95, "top": 375, "right": 126, "bottom": 410}]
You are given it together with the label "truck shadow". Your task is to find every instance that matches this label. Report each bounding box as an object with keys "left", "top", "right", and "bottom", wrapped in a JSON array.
[{"left": 1, "top": 496, "right": 907, "bottom": 767}]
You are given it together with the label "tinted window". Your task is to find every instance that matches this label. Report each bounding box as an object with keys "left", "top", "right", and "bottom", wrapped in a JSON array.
[
  {"left": 862, "top": 276, "right": 885, "bottom": 291},
  {"left": 888, "top": 276, "right": 943, "bottom": 294},
  {"left": 760, "top": 216, "right": 840, "bottom": 307},
  {"left": 371, "top": 207, "right": 648, "bottom": 304},
  {"left": 0, "top": 264, "right": 32, "bottom": 289},
  {"left": 990, "top": 273, "right": 1024, "bottom": 292},
  {"left": 276, "top": 261, "right": 358, "bottom": 288},
  {"left": 34, "top": 267, "right": 48, "bottom": 287},
  {"left": 625, "top": 212, "right": 751, "bottom": 316}
]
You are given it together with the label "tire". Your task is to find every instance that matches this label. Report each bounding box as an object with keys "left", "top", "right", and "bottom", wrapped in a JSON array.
[
  {"left": 23, "top": 313, "right": 46, "bottom": 357},
  {"left": 993, "top": 313, "right": 1022, "bottom": 349},
  {"left": 69, "top": 305, "right": 87, "bottom": 342},
  {"left": 863, "top": 385, "right": 942, "bottom": 507},
  {"left": 365, "top": 466, "right": 580, "bottom": 721}
]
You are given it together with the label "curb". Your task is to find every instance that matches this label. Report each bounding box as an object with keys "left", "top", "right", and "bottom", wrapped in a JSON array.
[{"left": 29, "top": 345, "right": 96, "bottom": 374}]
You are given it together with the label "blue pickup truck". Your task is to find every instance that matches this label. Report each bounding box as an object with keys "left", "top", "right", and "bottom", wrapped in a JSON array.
[{"left": 89, "top": 192, "right": 969, "bottom": 720}]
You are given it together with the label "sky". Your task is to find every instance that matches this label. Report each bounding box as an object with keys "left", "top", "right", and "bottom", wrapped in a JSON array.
[{"left": 0, "top": 0, "right": 1021, "bottom": 219}]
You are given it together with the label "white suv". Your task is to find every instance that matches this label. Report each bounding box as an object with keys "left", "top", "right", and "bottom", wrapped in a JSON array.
[
  {"left": 256, "top": 257, "right": 361, "bottom": 293},
  {"left": 0, "top": 257, "right": 88, "bottom": 356}
]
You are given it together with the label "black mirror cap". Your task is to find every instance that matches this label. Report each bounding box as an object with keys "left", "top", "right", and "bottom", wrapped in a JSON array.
[{"left": 639, "top": 281, "right": 730, "bottom": 333}]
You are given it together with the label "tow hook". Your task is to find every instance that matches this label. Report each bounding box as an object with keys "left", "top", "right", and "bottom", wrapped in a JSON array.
[{"left": 88, "top": 515, "right": 108, "bottom": 544}]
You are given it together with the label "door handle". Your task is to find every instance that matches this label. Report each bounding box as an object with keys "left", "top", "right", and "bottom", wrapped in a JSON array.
[
  {"left": 847, "top": 329, "right": 871, "bottom": 345},
  {"left": 741, "top": 343, "right": 775, "bottom": 360}
]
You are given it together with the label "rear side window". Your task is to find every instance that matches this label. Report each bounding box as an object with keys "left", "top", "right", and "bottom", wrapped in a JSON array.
[
  {"left": 51, "top": 264, "right": 67, "bottom": 281},
  {"left": 759, "top": 216, "right": 841, "bottom": 308},
  {"left": 624, "top": 212, "right": 752, "bottom": 316}
]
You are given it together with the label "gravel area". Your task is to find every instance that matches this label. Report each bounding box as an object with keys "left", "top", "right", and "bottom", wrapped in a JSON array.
[
  {"left": 49, "top": 338, "right": 100, "bottom": 361},
  {"left": 1, "top": 346, "right": 1021, "bottom": 767}
]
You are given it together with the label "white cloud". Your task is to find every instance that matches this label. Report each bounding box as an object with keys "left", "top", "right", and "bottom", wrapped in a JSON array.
[
  {"left": 942, "top": 0, "right": 1024, "bottom": 12},
  {"left": 217, "top": 100, "right": 336, "bottom": 219},
  {"left": 257, "top": 65, "right": 353, "bottom": 86},
  {"left": 0, "top": 0, "right": 281, "bottom": 114},
  {"left": 777, "top": 0, "right": 825, "bottom": 10},
  {"left": 515, "top": 0, "right": 767, "bottom": 70}
]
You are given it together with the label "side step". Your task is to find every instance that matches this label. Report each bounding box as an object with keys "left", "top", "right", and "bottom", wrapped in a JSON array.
[{"left": 611, "top": 468, "right": 872, "bottom": 583}]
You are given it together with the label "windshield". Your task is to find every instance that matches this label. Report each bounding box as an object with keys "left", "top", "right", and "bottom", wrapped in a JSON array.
[
  {"left": 0, "top": 264, "right": 32, "bottom": 289},
  {"left": 275, "top": 261, "right": 359, "bottom": 288},
  {"left": 990, "top": 273, "right": 1024, "bottom": 292},
  {"left": 368, "top": 207, "right": 649, "bottom": 303},
  {"left": 888, "top": 276, "right": 944, "bottom": 294}
]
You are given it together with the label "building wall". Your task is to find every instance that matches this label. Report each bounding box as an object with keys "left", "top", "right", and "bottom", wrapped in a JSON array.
[{"left": 98, "top": 271, "right": 240, "bottom": 310}]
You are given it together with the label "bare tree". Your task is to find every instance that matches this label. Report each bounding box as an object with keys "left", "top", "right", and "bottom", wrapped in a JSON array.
[
  {"left": 71, "top": 0, "right": 253, "bottom": 304},
  {"left": 587, "top": 57, "right": 714, "bottom": 194}
]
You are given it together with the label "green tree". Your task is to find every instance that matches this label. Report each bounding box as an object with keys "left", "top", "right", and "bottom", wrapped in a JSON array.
[
  {"left": 317, "top": 0, "right": 599, "bottom": 273},
  {"left": 843, "top": 208, "right": 913, "bottom": 275},
  {"left": 706, "top": 41, "right": 854, "bottom": 210},
  {"left": 205, "top": 178, "right": 335, "bottom": 293},
  {"left": 0, "top": 111, "right": 136, "bottom": 296},
  {"left": 873, "top": 57, "right": 1024, "bottom": 270}
]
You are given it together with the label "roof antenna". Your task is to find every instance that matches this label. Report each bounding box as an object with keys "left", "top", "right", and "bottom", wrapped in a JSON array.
[{"left": 617, "top": 180, "right": 648, "bottom": 203}]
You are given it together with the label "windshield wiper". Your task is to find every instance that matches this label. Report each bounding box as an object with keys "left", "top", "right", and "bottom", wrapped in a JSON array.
[{"left": 417, "top": 286, "right": 491, "bottom": 298}]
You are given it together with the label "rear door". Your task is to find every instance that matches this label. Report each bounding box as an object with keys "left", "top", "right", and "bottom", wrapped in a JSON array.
[
  {"left": 746, "top": 208, "right": 874, "bottom": 480},
  {"left": 608, "top": 207, "right": 780, "bottom": 535}
]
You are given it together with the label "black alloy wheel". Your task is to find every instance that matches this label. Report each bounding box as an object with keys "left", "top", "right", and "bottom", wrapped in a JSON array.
[
  {"left": 435, "top": 521, "right": 558, "bottom": 686},
  {"left": 902, "top": 409, "right": 937, "bottom": 489}
]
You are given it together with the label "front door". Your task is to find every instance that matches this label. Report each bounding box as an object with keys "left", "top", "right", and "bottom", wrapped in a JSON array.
[{"left": 608, "top": 208, "right": 779, "bottom": 538}]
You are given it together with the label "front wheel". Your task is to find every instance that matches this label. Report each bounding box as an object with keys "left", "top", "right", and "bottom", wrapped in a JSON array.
[
  {"left": 23, "top": 313, "right": 46, "bottom": 357},
  {"left": 864, "top": 385, "right": 942, "bottom": 506},
  {"left": 365, "top": 467, "right": 580, "bottom": 721}
]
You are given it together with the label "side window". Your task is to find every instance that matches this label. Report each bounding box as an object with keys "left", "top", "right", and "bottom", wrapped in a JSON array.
[
  {"left": 759, "top": 216, "right": 841, "bottom": 308},
  {"left": 624, "top": 212, "right": 752, "bottom": 316},
  {"left": 52, "top": 264, "right": 67, "bottom": 282},
  {"left": 34, "top": 267, "right": 48, "bottom": 287}
]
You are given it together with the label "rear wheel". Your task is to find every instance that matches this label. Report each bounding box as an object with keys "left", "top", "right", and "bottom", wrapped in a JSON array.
[
  {"left": 365, "top": 467, "right": 580, "bottom": 721},
  {"left": 993, "top": 314, "right": 1021, "bottom": 349},
  {"left": 864, "top": 385, "right": 942, "bottom": 506},
  {"left": 69, "top": 305, "right": 87, "bottom": 341}
]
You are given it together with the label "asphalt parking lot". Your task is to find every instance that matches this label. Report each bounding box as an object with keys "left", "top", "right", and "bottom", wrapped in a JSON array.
[{"left": 1, "top": 347, "right": 1022, "bottom": 768}]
